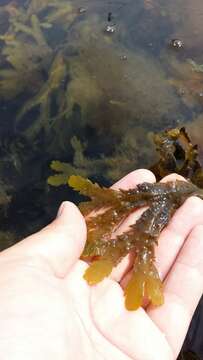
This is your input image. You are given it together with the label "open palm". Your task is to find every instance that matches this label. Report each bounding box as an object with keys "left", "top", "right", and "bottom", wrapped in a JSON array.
[{"left": 0, "top": 169, "right": 202, "bottom": 360}]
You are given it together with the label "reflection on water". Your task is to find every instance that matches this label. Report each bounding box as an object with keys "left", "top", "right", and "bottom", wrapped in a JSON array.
[{"left": 0, "top": 0, "right": 203, "bottom": 356}]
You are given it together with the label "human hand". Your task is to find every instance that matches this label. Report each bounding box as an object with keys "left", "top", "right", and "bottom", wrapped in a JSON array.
[{"left": 0, "top": 169, "right": 202, "bottom": 360}]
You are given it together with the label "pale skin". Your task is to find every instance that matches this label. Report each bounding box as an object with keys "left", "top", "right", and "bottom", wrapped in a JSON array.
[{"left": 0, "top": 169, "right": 202, "bottom": 360}]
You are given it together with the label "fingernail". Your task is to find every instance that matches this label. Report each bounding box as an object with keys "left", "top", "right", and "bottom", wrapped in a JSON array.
[{"left": 57, "top": 202, "right": 65, "bottom": 218}]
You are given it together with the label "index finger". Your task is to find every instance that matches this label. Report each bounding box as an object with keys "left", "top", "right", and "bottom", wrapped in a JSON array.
[
  {"left": 112, "top": 169, "right": 156, "bottom": 191},
  {"left": 155, "top": 173, "right": 203, "bottom": 280}
]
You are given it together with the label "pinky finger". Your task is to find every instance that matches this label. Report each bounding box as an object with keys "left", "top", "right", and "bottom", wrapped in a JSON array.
[{"left": 148, "top": 225, "right": 203, "bottom": 359}]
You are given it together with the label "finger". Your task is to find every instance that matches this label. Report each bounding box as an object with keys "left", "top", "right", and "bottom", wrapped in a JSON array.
[
  {"left": 148, "top": 225, "right": 203, "bottom": 359},
  {"left": 120, "top": 173, "right": 203, "bottom": 288},
  {"left": 155, "top": 195, "right": 203, "bottom": 280},
  {"left": 0, "top": 202, "right": 87, "bottom": 277},
  {"left": 112, "top": 169, "right": 156, "bottom": 190},
  {"left": 64, "top": 262, "right": 136, "bottom": 360},
  {"left": 160, "top": 173, "right": 186, "bottom": 183},
  {"left": 110, "top": 169, "right": 156, "bottom": 281},
  {"left": 91, "top": 279, "right": 173, "bottom": 360}
]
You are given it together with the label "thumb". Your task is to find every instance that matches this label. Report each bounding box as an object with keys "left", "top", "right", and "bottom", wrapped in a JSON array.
[{"left": 1, "top": 201, "right": 87, "bottom": 277}]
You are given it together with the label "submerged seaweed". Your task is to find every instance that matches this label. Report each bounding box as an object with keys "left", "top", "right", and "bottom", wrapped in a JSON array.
[
  {"left": 48, "top": 129, "right": 154, "bottom": 184},
  {"left": 151, "top": 127, "right": 203, "bottom": 186},
  {"left": 0, "top": 0, "right": 184, "bottom": 155},
  {"left": 0, "top": 7, "right": 52, "bottom": 99},
  {"left": 48, "top": 126, "right": 202, "bottom": 186},
  {"left": 16, "top": 52, "right": 68, "bottom": 137}
]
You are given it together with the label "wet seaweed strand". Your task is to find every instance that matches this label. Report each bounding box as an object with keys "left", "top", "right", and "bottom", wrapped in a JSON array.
[{"left": 68, "top": 175, "right": 203, "bottom": 310}]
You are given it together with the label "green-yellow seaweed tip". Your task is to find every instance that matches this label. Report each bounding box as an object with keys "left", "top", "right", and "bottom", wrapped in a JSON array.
[
  {"left": 83, "top": 260, "right": 113, "bottom": 285},
  {"left": 68, "top": 175, "right": 78, "bottom": 188},
  {"left": 47, "top": 175, "right": 54, "bottom": 185}
]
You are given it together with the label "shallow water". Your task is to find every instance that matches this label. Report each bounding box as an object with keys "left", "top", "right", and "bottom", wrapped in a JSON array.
[{"left": 0, "top": 0, "right": 202, "bottom": 356}]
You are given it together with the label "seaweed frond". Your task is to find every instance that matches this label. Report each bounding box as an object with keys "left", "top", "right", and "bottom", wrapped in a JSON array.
[
  {"left": 68, "top": 174, "right": 201, "bottom": 310},
  {"left": 151, "top": 127, "right": 203, "bottom": 186},
  {"left": 16, "top": 52, "right": 67, "bottom": 136}
]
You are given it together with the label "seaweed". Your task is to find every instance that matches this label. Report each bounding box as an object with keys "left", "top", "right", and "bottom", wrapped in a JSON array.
[
  {"left": 188, "top": 59, "right": 203, "bottom": 73},
  {"left": 49, "top": 123, "right": 203, "bottom": 188},
  {"left": 0, "top": 0, "right": 78, "bottom": 106},
  {"left": 0, "top": 0, "right": 182, "bottom": 152},
  {"left": 48, "top": 126, "right": 203, "bottom": 187},
  {"left": 26, "top": 0, "right": 57, "bottom": 17},
  {"left": 48, "top": 127, "right": 155, "bottom": 185},
  {"left": 16, "top": 52, "right": 68, "bottom": 137},
  {"left": 44, "top": 1, "right": 77, "bottom": 28},
  {"left": 56, "top": 127, "right": 203, "bottom": 311},
  {"left": 0, "top": 9, "right": 52, "bottom": 100},
  {"left": 48, "top": 126, "right": 203, "bottom": 186},
  {"left": 0, "top": 39, "right": 50, "bottom": 100},
  {"left": 151, "top": 127, "right": 203, "bottom": 187},
  {"left": 64, "top": 36, "right": 180, "bottom": 130},
  {"left": 68, "top": 174, "right": 203, "bottom": 310},
  {"left": 48, "top": 137, "right": 90, "bottom": 186}
]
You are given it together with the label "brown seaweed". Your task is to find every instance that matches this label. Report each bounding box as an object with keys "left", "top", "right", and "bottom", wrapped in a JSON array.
[
  {"left": 68, "top": 174, "right": 203, "bottom": 310},
  {"left": 62, "top": 126, "right": 203, "bottom": 311},
  {"left": 48, "top": 126, "right": 203, "bottom": 310},
  {"left": 48, "top": 126, "right": 202, "bottom": 186},
  {"left": 151, "top": 127, "right": 203, "bottom": 187},
  {"left": 0, "top": 0, "right": 182, "bottom": 154},
  {"left": 47, "top": 127, "right": 155, "bottom": 185},
  {"left": 0, "top": 8, "right": 52, "bottom": 100},
  {"left": 16, "top": 52, "right": 68, "bottom": 137}
]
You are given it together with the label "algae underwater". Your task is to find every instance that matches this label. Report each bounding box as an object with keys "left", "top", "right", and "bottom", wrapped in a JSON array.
[{"left": 0, "top": 0, "right": 203, "bottom": 358}]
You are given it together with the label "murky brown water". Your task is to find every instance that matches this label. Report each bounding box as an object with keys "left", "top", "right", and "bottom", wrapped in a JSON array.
[{"left": 0, "top": 1, "right": 202, "bottom": 356}]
